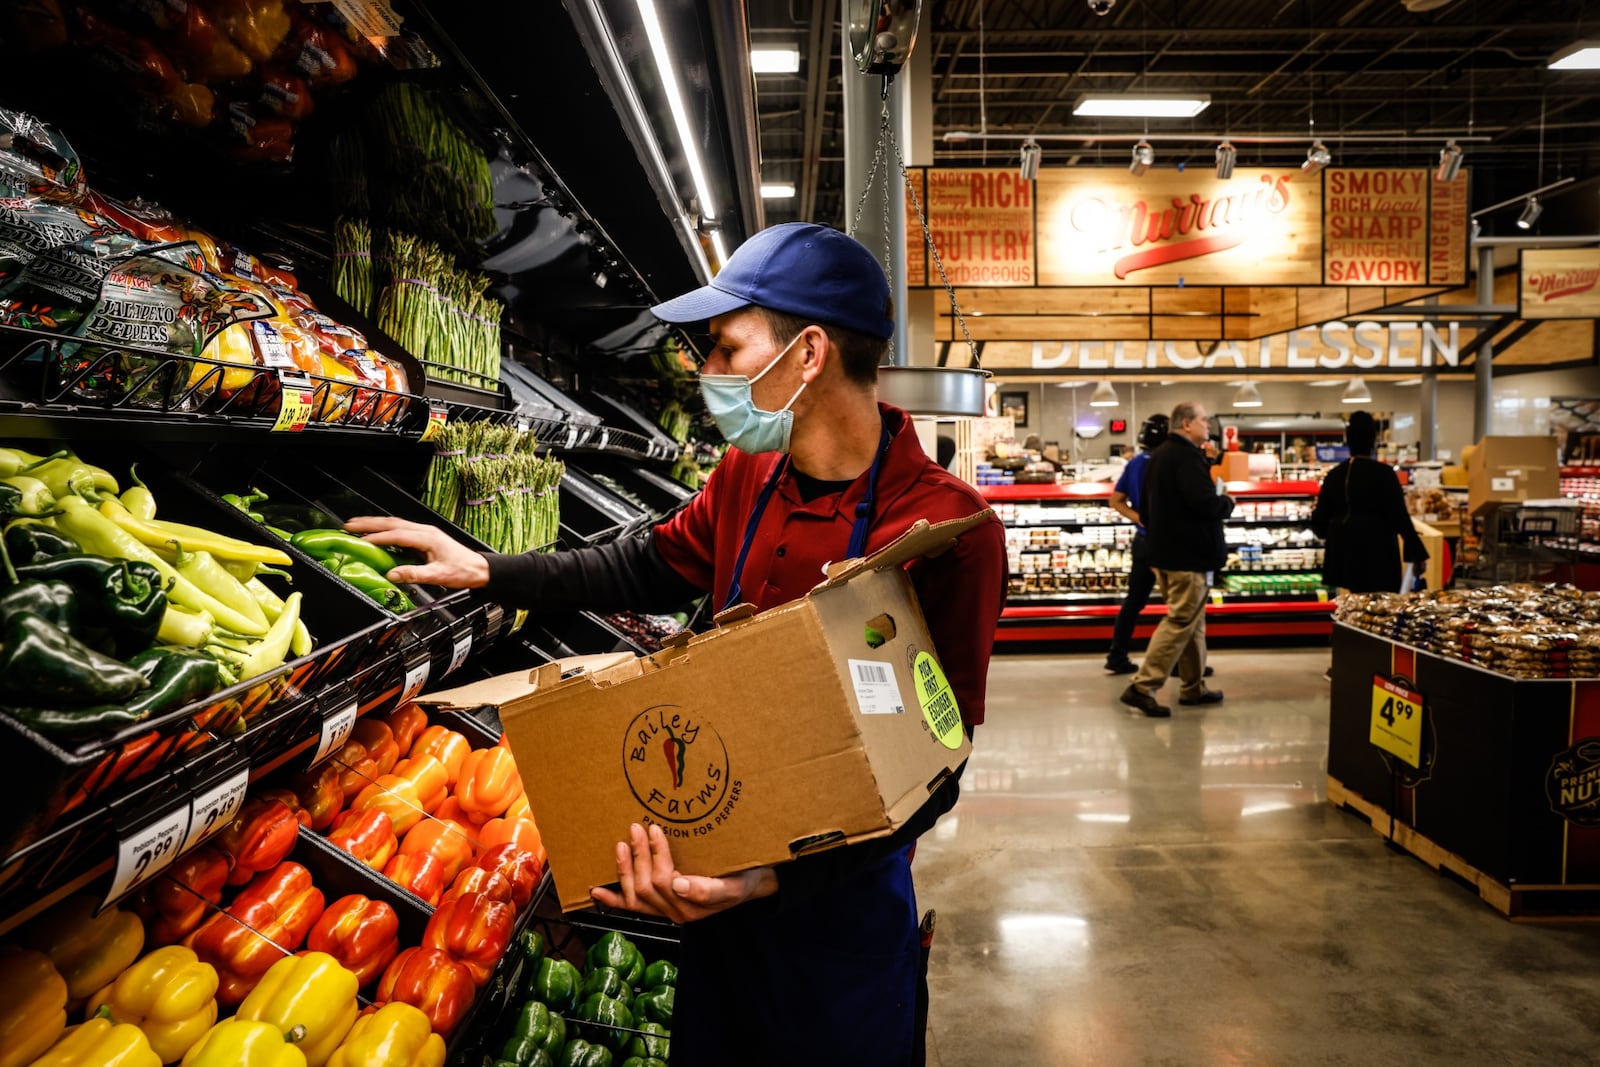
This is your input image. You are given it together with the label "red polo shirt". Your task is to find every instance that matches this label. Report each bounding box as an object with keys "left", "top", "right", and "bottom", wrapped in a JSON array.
[{"left": 653, "top": 404, "right": 1006, "bottom": 726}]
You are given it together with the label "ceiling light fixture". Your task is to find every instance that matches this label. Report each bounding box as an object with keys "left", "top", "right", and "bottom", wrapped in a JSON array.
[
  {"left": 1342, "top": 377, "right": 1372, "bottom": 404},
  {"left": 760, "top": 182, "right": 795, "bottom": 199},
  {"left": 1548, "top": 40, "right": 1600, "bottom": 70},
  {"left": 1436, "top": 140, "right": 1464, "bottom": 182},
  {"left": 1302, "top": 141, "right": 1331, "bottom": 175},
  {"left": 750, "top": 46, "right": 800, "bottom": 74},
  {"left": 636, "top": 0, "right": 719, "bottom": 250},
  {"left": 1019, "top": 139, "right": 1042, "bottom": 180},
  {"left": 1214, "top": 140, "right": 1236, "bottom": 179},
  {"left": 1232, "top": 381, "right": 1264, "bottom": 408},
  {"left": 1128, "top": 141, "right": 1154, "bottom": 177},
  {"left": 1517, "top": 195, "right": 1543, "bottom": 230},
  {"left": 1075, "top": 95, "right": 1210, "bottom": 118},
  {"left": 1089, "top": 380, "right": 1120, "bottom": 407}
]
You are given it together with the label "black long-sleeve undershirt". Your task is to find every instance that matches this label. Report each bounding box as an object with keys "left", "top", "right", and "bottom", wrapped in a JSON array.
[{"left": 481, "top": 532, "right": 702, "bottom": 617}]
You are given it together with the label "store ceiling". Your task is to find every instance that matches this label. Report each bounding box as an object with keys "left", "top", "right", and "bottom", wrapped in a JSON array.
[{"left": 747, "top": 0, "right": 1600, "bottom": 233}]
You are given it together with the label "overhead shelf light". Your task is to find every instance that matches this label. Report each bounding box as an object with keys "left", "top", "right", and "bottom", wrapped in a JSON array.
[
  {"left": 760, "top": 182, "right": 796, "bottom": 199},
  {"left": 1548, "top": 40, "right": 1600, "bottom": 70},
  {"left": 636, "top": 0, "right": 719, "bottom": 243},
  {"left": 1232, "top": 381, "right": 1264, "bottom": 408},
  {"left": 1089, "top": 380, "right": 1120, "bottom": 407},
  {"left": 1019, "top": 140, "right": 1042, "bottom": 181},
  {"left": 1075, "top": 95, "right": 1210, "bottom": 118},
  {"left": 1214, "top": 140, "right": 1237, "bottom": 179},
  {"left": 1436, "top": 140, "right": 1464, "bottom": 182},
  {"left": 1342, "top": 377, "right": 1372, "bottom": 404},
  {"left": 751, "top": 46, "right": 801, "bottom": 74}
]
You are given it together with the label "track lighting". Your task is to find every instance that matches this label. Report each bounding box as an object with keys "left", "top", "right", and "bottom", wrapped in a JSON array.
[
  {"left": 1436, "top": 140, "right": 1464, "bottom": 182},
  {"left": 1214, "top": 140, "right": 1236, "bottom": 179},
  {"left": 1128, "top": 140, "right": 1153, "bottom": 177},
  {"left": 1089, "top": 380, "right": 1120, "bottom": 407},
  {"left": 1517, "top": 196, "right": 1543, "bottom": 230},
  {"left": 1301, "top": 141, "right": 1331, "bottom": 175},
  {"left": 1019, "top": 140, "right": 1041, "bottom": 181},
  {"left": 1342, "top": 377, "right": 1372, "bottom": 405}
]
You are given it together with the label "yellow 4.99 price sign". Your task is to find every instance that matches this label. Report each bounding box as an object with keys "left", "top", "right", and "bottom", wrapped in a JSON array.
[{"left": 1370, "top": 674, "right": 1425, "bottom": 768}]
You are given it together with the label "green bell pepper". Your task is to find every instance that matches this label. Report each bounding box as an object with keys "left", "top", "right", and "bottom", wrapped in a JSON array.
[
  {"left": 640, "top": 960, "right": 677, "bottom": 990},
  {"left": 520, "top": 928, "right": 548, "bottom": 970},
  {"left": 532, "top": 957, "right": 582, "bottom": 1013},
  {"left": 619, "top": 1058, "right": 667, "bottom": 1067},
  {"left": 586, "top": 932, "right": 643, "bottom": 988},
  {"left": 14, "top": 554, "right": 168, "bottom": 657},
  {"left": 576, "top": 992, "right": 634, "bottom": 1052},
  {"left": 581, "top": 967, "right": 630, "bottom": 1005},
  {"left": 3, "top": 522, "right": 80, "bottom": 566},
  {"left": 499, "top": 1000, "right": 563, "bottom": 1065},
  {"left": 0, "top": 579, "right": 78, "bottom": 636},
  {"left": 0, "top": 610, "right": 148, "bottom": 704},
  {"left": 633, "top": 986, "right": 674, "bottom": 1027},
  {"left": 623, "top": 1021, "right": 670, "bottom": 1062},
  {"left": 558, "top": 1039, "right": 613, "bottom": 1067}
]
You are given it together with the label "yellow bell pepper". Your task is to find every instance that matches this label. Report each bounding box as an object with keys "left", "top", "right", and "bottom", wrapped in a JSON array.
[
  {"left": 16, "top": 896, "right": 145, "bottom": 1006},
  {"left": 86, "top": 946, "right": 219, "bottom": 1063},
  {"left": 235, "top": 952, "right": 359, "bottom": 1067},
  {"left": 327, "top": 1003, "right": 444, "bottom": 1067},
  {"left": 27, "top": 1017, "right": 162, "bottom": 1067},
  {"left": 180, "top": 1019, "right": 307, "bottom": 1067},
  {"left": 195, "top": 322, "right": 260, "bottom": 396},
  {"left": 0, "top": 946, "right": 68, "bottom": 1067}
]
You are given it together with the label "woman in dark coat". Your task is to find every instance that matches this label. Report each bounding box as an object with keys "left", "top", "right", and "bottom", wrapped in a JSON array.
[{"left": 1311, "top": 411, "right": 1429, "bottom": 593}]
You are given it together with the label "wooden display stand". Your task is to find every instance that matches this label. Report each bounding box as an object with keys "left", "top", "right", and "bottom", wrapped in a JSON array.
[
  {"left": 1327, "top": 623, "right": 1600, "bottom": 920},
  {"left": 1409, "top": 517, "right": 1446, "bottom": 591}
]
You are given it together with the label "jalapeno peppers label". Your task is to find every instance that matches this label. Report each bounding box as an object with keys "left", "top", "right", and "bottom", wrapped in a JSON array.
[{"left": 623, "top": 705, "right": 737, "bottom": 832}]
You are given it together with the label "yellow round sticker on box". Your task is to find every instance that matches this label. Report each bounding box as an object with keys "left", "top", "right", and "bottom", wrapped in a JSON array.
[{"left": 913, "top": 652, "right": 963, "bottom": 750}]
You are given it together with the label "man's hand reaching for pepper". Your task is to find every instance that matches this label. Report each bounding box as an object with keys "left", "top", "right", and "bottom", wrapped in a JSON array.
[
  {"left": 592, "top": 823, "right": 778, "bottom": 923},
  {"left": 343, "top": 516, "right": 490, "bottom": 588}
]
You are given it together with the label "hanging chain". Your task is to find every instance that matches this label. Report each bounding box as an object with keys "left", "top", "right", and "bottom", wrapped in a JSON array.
[{"left": 891, "top": 118, "right": 979, "bottom": 369}]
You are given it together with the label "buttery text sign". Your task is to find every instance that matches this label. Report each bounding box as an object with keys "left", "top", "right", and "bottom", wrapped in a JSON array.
[
  {"left": 914, "top": 168, "right": 1035, "bottom": 287},
  {"left": 1519, "top": 248, "right": 1600, "bottom": 320}
]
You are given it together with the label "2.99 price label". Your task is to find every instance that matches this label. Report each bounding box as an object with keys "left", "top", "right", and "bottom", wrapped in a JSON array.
[
  {"left": 272, "top": 372, "right": 316, "bottom": 433},
  {"left": 180, "top": 768, "right": 249, "bottom": 855},
  {"left": 105, "top": 806, "right": 191, "bottom": 908},
  {"left": 1369, "top": 674, "right": 1425, "bottom": 769}
]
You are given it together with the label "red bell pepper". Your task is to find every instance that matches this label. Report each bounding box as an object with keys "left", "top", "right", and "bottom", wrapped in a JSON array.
[
  {"left": 290, "top": 762, "right": 345, "bottom": 831},
  {"left": 477, "top": 816, "right": 543, "bottom": 858},
  {"left": 398, "top": 817, "right": 476, "bottom": 883},
  {"left": 475, "top": 843, "right": 543, "bottom": 910},
  {"left": 391, "top": 755, "right": 448, "bottom": 815},
  {"left": 132, "top": 844, "right": 230, "bottom": 945},
  {"left": 376, "top": 947, "right": 475, "bottom": 1038},
  {"left": 305, "top": 893, "right": 400, "bottom": 988},
  {"left": 326, "top": 808, "right": 398, "bottom": 870},
  {"left": 441, "top": 865, "right": 514, "bottom": 907},
  {"left": 185, "top": 861, "right": 325, "bottom": 1005},
  {"left": 214, "top": 797, "right": 302, "bottom": 886},
  {"left": 352, "top": 719, "right": 400, "bottom": 777},
  {"left": 333, "top": 738, "right": 380, "bottom": 797},
  {"left": 410, "top": 726, "right": 470, "bottom": 788},
  {"left": 381, "top": 851, "right": 445, "bottom": 906},
  {"left": 380, "top": 703, "right": 429, "bottom": 759},
  {"left": 350, "top": 775, "right": 430, "bottom": 836},
  {"left": 421, "top": 890, "right": 515, "bottom": 986},
  {"left": 456, "top": 747, "right": 522, "bottom": 820},
  {"left": 258, "top": 788, "right": 312, "bottom": 828}
]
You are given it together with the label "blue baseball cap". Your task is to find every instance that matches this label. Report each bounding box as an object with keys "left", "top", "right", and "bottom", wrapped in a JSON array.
[{"left": 650, "top": 222, "right": 893, "bottom": 340}]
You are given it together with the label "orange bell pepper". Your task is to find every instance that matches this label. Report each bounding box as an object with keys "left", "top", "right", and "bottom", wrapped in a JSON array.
[
  {"left": 409, "top": 727, "right": 470, "bottom": 788},
  {"left": 391, "top": 755, "right": 448, "bottom": 815},
  {"left": 455, "top": 747, "right": 522, "bottom": 820},
  {"left": 185, "top": 861, "right": 325, "bottom": 1005},
  {"left": 380, "top": 704, "right": 429, "bottom": 759},
  {"left": 305, "top": 895, "right": 400, "bottom": 989},
  {"left": 375, "top": 948, "right": 474, "bottom": 1039},
  {"left": 258, "top": 789, "right": 312, "bottom": 828},
  {"left": 350, "top": 776, "right": 428, "bottom": 836},
  {"left": 433, "top": 796, "right": 487, "bottom": 828},
  {"left": 326, "top": 808, "right": 398, "bottom": 870},
  {"left": 290, "top": 763, "right": 346, "bottom": 832},
  {"left": 473, "top": 844, "right": 542, "bottom": 910},
  {"left": 332, "top": 739, "right": 380, "bottom": 797},
  {"left": 351, "top": 720, "right": 399, "bottom": 777},
  {"left": 504, "top": 791, "right": 530, "bottom": 822},
  {"left": 477, "top": 816, "right": 543, "bottom": 856},
  {"left": 215, "top": 797, "right": 303, "bottom": 886},
  {"left": 380, "top": 852, "right": 445, "bottom": 907},
  {"left": 440, "top": 865, "right": 514, "bottom": 907},
  {"left": 421, "top": 891, "right": 515, "bottom": 987},
  {"left": 399, "top": 817, "right": 476, "bottom": 883},
  {"left": 133, "top": 845, "right": 231, "bottom": 946}
]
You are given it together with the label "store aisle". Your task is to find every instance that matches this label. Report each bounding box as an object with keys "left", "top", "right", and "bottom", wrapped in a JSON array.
[{"left": 915, "top": 650, "right": 1600, "bottom": 1065}]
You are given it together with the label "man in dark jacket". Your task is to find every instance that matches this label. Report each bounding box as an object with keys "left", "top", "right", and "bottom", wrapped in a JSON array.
[
  {"left": 1120, "top": 401, "right": 1233, "bottom": 717},
  {"left": 1310, "top": 410, "right": 1428, "bottom": 594}
]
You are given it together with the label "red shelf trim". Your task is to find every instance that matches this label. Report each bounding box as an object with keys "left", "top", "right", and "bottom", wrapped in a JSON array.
[{"left": 981, "top": 479, "right": 1322, "bottom": 502}]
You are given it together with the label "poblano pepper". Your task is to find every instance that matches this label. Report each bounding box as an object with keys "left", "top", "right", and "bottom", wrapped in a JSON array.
[
  {"left": 499, "top": 1000, "right": 564, "bottom": 1064},
  {"left": 0, "top": 579, "right": 78, "bottom": 635},
  {"left": 0, "top": 611, "right": 148, "bottom": 704},
  {"left": 14, "top": 554, "right": 166, "bottom": 657},
  {"left": 4, "top": 522, "right": 79, "bottom": 565},
  {"left": 3, "top": 646, "right": 222, "bottom": 741}
]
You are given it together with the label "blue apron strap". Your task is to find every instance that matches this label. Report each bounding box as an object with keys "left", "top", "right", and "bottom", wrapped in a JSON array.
[
  {"left": 846, "top": 418, "right": 894, "bottom": 560},
  {"left": 721, "top": 456, "right": 789, "bottom": 613}
]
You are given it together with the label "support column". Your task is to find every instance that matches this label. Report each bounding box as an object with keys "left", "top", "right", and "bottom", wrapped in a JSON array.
[
  {"left": 1473, "top": 243, "right": 1495, "bottom": 439},
  {"left": 842, "top": 44, "right": 909, "bottom": 364},
  {"left": 899, "top": 5, "right": 937, "bottom": 366},
  {"left": 1419, "top": 374, "right": 1438, "bottom": 460}
]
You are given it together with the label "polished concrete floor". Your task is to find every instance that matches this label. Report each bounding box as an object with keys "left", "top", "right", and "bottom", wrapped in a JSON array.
[{"left": 917, "top": 649, "right": 1600, "bottom": 1066}]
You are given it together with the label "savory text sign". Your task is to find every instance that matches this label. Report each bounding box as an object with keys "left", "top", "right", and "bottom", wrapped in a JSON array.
[
  {"left": 1324, "top": 169, "right": 1429, "bottom": 285},
  {"left": 1519, "top": 248, "right": 1600, "bottom": 319}
]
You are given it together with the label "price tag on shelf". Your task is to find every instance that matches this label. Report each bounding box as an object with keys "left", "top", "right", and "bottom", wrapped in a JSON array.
[
  {"left": 420, "top": 401, "right": 449, "bottom": 443},
  {"left": 310, "top": 702, "right": 359, "bottom": 768},
  {"left": 401, "top": 659, "right": 431, "bottom": 704},
  {"left": 1210, "top": 590, "right": 1224, "bottom": 606},
  {"left": 180, "top": 767, "right": 249, "bottom": 855},
  {"left": 447, "top": 631, "right": 473, "bottom": 676},
  {"left": 105, "top": 805, "right": 191, "bottom": 908},
  {"left": 1369, "top": 674, "right": 1425, "bottom": 769},
  {"left": 484, "top": 602, "right": 506, "bottom": 639},
  {"left": 272, "top": 372, "right": 315, "bottom": 432}
]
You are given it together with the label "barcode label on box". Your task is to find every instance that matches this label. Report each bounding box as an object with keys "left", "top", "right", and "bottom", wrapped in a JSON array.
[{"left": 848, "top": 659, "right": 904, "bottom": 715}]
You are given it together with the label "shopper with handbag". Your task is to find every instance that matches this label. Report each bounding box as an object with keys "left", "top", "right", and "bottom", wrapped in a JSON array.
[{"left": 1311, "top": 410, "right": 1429, "bottom": 595}]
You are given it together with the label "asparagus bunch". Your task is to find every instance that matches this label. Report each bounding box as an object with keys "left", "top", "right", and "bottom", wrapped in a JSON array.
[
  {"left": 368, "top": 83, "right": 495, "bottom": 252},
  {"left": 331, "top": 217, "right": 375, "bottom": 317},
  {"left": 373, "top": 230, "right": 501, "bottom": 386},
  {"left": 423, "top": 421, "right": 559, "bottom": 552}
]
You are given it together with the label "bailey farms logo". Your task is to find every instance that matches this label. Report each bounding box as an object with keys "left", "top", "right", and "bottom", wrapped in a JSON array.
[
  {"left": 623, "top": 705, "right": 730, "bottom": 824},
  {"left": 1528, "top": 269, "right": 1600, "bottom": 303},
  {"left": 1065, "top": 173, "right": 1296, "bottom": 278}
]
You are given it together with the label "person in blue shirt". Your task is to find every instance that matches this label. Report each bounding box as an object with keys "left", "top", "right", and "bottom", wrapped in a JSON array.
[{"left": 1104, "top": 415, "right": 1166, "bottom": 674}]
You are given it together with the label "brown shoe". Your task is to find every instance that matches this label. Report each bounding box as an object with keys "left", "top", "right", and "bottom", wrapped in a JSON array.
[
  {"left": 1179, "top": 688, "right": 1225, "bottom": 706},
  {"left": 1120, "top": 685, "right": 1171, "bottom": 718}
]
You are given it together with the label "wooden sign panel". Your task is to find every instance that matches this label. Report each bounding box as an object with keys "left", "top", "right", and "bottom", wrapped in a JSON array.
[
  {"left": 1324, "top": 170, "right": 1429, "bottom": 285},
  {"left": 916, "top": 168, "right": 1035, "bottom": 287},
  {"left": 1519, "top": 248, "right": 1600, "bottom": 319},
  {"left": 1429, "top": 172, "right": 1470, "bottom": 286},
  {"left": 905, "top": 169, "right": 927, "bottom": 288}
]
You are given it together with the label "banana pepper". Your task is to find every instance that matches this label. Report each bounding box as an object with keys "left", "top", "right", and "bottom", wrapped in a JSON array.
[
  {"left": 180, "top": 1018, "right": 308, "bottom": 1067},
  {"left": 0, "top": 945, "right": 68, "bottom": 1067},
  {"left": 86, "top": 945, "right": 219, "bottom": 1063},
  {"left": 16, "top": 896, "right": 146, "bottom": 1006},
  {"left": 456, "top": 746, "right": 522, "bottom": 820},
  {"left": 305, "top": 895, "right": 400, "bottom": 988},
  {"left": 421, "top": 890, "right": 516, "bottom": 987},
  {"left": 215, "top": 796, "right": 301, "bottom": 885},
  {"left": 186, "top": 861, "right": 326, "bottom": 1005},
  {"left": 27, "top": 1016, "right": 161, "bottom": 1067},
  {"left": 236, "top": 951, "right": 359, "bottom": 1067},
  {"left": 327, "top": 1002, "right": 444, "bottom": 1067},
  {"left": 100, "top": 497, "right": 294, "bottom": 566}
]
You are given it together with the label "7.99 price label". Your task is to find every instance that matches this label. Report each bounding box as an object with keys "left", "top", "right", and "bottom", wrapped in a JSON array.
[
  {"left": 105, "top": 805, "right": 191, "bottom": 908},
  {"left": 1369, "top": 674, "right": 1425, "bottom": 769}
]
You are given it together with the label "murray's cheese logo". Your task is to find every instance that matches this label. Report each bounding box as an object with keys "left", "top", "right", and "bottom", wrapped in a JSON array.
[
  {"left": 624, "top": 705, "right": 733, "bottom": 828},
  {"left": 1528, "top": 269, "right": 1600, "bottom": 303}
]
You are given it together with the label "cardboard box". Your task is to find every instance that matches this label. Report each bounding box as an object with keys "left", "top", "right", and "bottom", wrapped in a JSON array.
[
  {"left": 1465, "top": 435, "right": 1560, "bottom": 516},
  {"left": 424, "top": 514, "right": 985, "bottom": 911},
  {"left": 1217, "top": 451, "right": 1253, "bottom": 483}
]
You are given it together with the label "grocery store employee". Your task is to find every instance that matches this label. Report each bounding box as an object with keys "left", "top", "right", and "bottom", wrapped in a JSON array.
[{"left": 349, "top": 222, "right": 1007, "bottom": 1067}]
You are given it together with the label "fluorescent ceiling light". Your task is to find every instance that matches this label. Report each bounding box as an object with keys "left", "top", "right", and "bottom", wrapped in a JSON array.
[
  {"left": 710, "top": 230, "right": 730, "bottom": 271},
  {"left": 1215, "top": 140, "right": 1236, "bottom": 179},
  {"left": 760, "top": 182, "right": 795, "bottom": 199},
  {"left": 1342, "top": 377, "right": 1372, "bottom": 404},
  {"left": 1308, "top": 379, "right": 1347, "bottom": 387},
  {"left": 1089, "top": 380, "right": 1120, "bottom": 407},
  {"left": 1549, "top": 40, "right": 1600, "bottom": 70},
  {"left": 1075, "top": 95, "right": 1210, "bottom": 118},
  {"left": 750, "top": 46, "right": 800, "bottom": 74},
  {"left": 1233, "top": 381, "right": 1264, "bottom": 408},
  {"left": 637, "top": 0, "right": 718, "bottom": 226}
]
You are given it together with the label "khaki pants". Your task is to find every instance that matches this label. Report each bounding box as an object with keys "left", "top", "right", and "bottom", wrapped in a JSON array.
[{"left": 1130, "top": 568, "right": 1208, "bottom": 699}]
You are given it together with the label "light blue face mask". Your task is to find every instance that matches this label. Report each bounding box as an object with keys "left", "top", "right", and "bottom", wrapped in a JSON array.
[{"left": 699, "top": 331, "right": 808, "bottom": 453}]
